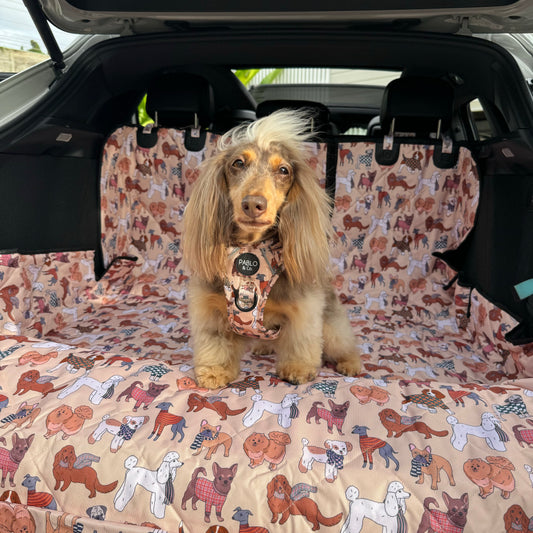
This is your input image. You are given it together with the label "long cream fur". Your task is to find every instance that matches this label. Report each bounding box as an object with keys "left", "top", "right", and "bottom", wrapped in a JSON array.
[
  {"left": 182, "top": 110, "right": 361, "bottom": 389},
  {"left": 183, "top": 111, "right": 331, "bottom": 285}
]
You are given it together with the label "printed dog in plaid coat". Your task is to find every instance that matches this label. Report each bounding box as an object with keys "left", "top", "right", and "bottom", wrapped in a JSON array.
[
  {"left": 181, "top": 462, "right": 238, "bottom": 523},
  {"left": 306, "top": 400, "right": 349, "bottom": 435},
  {"left": 492, "top": 394, "right": 530, "bottom": 421},
  {"left": 417, "top": 492, "right": 469, "bottom": 533},
  {"left": 0, "top": 433, "right": 34, "bottom": 488},
  {"left": 401, "top": 389, "right": 454, "bottom": 415}
]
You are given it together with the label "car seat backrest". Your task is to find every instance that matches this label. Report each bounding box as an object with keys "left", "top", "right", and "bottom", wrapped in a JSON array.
[
  {"left": 330, "top": 139, "right": 480, "bottom": 330},
  {"left": 369, "top": 76, "right": 454, "bottom": 139},
  {"left": 100, "top": 73, "right": 221, "bottom": 275}
]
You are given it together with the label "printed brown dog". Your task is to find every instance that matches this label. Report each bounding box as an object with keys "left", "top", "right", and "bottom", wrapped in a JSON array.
[
  {"left": 52, "top": 445, "right": 118, "bottom": 498},
  {"left": 44, "top": 404, "right": 93, "bottom": 439},
  {"left": 186, "top": 393, "right": 246, "bottom": 420},
  {"left": 243, "top": 431, "right": 291, "bottom": 470},
  {"left": 181, "top": 462, "right": 238, "bottom": 522},
  {"left": 503, "top": 504, "right": 531, "bottom": 533},
  {"left": 417, "top": 492, "right": 469, "bottom": 533},
  {"left": 463, "top": 456, "right": 515, "bottom": 499},
  {"left": 0, "top": 434, "right": 34, "bottom": 488},
  {"left": 409, "top": 444, "right": 455, "bottom": 490},
  {"left": 266, "top": 474, "right": 342, "bottom": 530},
  {"left": 116, "top": 381, "right": 169, "bottom": 411},
  {"left": 350, "top": 384, "right": 390, "bottom": 406},
  {"left": 191, "top": 420, "right": 233, "bottom": 460},
  {"left": 378, "top": 408, "right": 448, "bottom": 439},
  {"left": 306, "top": 400, "right": 349, "bottom": 435},
  {"left": 1, "top": 402, "right": 40, "bottom": 431}
]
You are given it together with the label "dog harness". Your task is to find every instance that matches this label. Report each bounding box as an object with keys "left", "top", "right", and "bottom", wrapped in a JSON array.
[{"left": 224, "top": 239, "right": 284, "bottom": 339}]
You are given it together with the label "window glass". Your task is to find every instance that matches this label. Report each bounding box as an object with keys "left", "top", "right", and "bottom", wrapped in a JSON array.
[
  {"left": 469, "top": 98, "right": 493, "bottom": 140},
  {"left": 236, "top": 68, "right": 400, "bottom": 88},
  {"left": 0, "top": 0, "right": 80, "bottom": 75}
]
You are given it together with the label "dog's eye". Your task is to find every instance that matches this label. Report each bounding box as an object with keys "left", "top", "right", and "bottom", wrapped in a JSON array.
[
  {"left": 279, "top": 165, "right": 290, "bottom": 175},
  {"left": 232, "top": 158, "right": 245, "bottom": 169}
]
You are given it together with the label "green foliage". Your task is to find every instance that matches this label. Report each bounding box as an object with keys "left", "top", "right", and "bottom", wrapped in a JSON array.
[
  {"left": 234, "top": 68, "right": 283, "bottom": 88},
  {"left": 138, "top": 94, "right": 154, "bottom": 126},
  {"left": 28, "top": 40, "right": 44, "bottom": 54}
]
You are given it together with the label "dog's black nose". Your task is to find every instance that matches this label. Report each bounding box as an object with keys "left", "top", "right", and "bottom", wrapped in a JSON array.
[{"left": 242, "top": 195, "right": 267, "bottom": 218}]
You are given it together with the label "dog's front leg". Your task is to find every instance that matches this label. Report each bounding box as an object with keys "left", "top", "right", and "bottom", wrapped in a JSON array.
[
  {"left": 272, "top": 289, "right": 324, "bottom": 384},
  {"left": 322, "top": 287, "right": 361, "bottom": 377},
  {"left": 188, "top": 279, "right": 247, "bottom": 389}
]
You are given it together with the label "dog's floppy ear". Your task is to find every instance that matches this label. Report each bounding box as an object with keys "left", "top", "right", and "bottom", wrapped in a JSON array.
[
  {"left": 183, "top": 151, "right": 233, "bottom": 282},
  {"left": 156, "top": 459, "right": 170, "bottom": 484},
  {"left": 278, "top": 156, "right": 332, "bottom": 286},
  {"left": 266, "top": 478, "right": 276, "bottom": 500},
  {"left": 384, "top": 486, "right": 399, "bottom": 517}
]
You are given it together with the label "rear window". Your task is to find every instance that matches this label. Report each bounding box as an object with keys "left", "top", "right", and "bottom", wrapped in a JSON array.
[{"left": 0, "top": 0, "right": 79, "bottom": 75}]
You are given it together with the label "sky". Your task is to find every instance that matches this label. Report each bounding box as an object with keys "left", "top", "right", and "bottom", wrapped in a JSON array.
[{"left": 0, "top": 0, "right": 78, "bottom": 52}]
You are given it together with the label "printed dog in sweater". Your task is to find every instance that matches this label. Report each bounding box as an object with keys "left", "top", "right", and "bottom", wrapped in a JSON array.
[
  {"left": 306, "top": 400, "right": 349, "bottom": 435},
  {"left": 181, "top": 462, "right": 238, "bottom": 523}
]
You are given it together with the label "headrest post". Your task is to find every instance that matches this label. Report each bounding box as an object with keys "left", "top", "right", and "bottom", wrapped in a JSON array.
[
  {"left": 436, "top": 118, "right": 442, "bottom": 139},
  {"left": 194, "top": 113, "right": 199, "bottom": 129},
  {"left": 388, "top": 117, "right": 395, "bottom": 137},
  {"left": 154, "top": 111, "right": 159, "bottom": 128}
]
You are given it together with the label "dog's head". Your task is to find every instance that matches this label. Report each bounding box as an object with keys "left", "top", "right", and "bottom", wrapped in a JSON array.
[
  {"left": 463, "top": 458, "right": 491, "bottom": 481},
  {"left": 54, "top": 445, "right": 76, "bottom": 469},
  {"left": 212, "top": 462, "right": 238, "bottom": 496},
  {"left": 409, "top": 444, "right": 432, "bottom": 466},
  {"left": 123, "top": 415, "right": 149, "bottom": 429},
  {"left": 384, "top": 481, "right": 410, "bottom": 517},
  {"left": 504, "top": 504, "right": 529, "bottom": 532},
  {"left": 324, "top": 440, "right": 352, "bottom": 456},
  {"left": 441, "top": 492, "right": 469, "bottom": 529},
  {"left": 267, "top": 474, "right": 291, "bottom": 501},
  {"left": 47, "top": 405, "right": 73, "bottom": 424},
  {"left": 183, "top": 110, "right": 333, "bottom": 285},
  {"left": 243, "top": 432, "right": 269, "bottom": 454}
]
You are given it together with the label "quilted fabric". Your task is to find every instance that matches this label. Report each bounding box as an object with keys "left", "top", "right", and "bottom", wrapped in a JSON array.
[{"left": 0, "top": 135, "right": 532, "bottom": 533}]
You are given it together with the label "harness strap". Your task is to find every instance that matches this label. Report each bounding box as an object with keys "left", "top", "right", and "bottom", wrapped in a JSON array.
[{"left": 224, "top": 239, "right": 284, "bottom": 339}]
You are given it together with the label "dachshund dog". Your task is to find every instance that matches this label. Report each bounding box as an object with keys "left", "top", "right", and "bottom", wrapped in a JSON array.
[
  {"left": 52, "top": 445, "right": 117, "bottom": 498},
  {"left": 266, "top": 474, "right": 342, "bottom": 530},
  {"left": 183, "top": 110, "right": 361, "bottom": 388}
]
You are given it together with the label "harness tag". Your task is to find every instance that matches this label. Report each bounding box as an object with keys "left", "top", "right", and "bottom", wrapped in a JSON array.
[{"left": 224, "top": 239, "right": 284, "bottom": 339}]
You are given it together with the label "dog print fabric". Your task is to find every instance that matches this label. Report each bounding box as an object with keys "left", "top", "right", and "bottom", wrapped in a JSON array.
[{"left": 0, "top": 132, "right": 532, "bottom": 532}]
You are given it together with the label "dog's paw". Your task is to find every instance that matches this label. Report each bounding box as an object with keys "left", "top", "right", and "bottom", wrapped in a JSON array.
[
  {"left": 277, "top": 362, "right": 318, "bottom": 385},
  {"left": 252, "top": 342, "right": 275, "bottom": 356},
  {"left": 195, "top": 365, "right": 236, "bottom": 389},
  {"left": 336, "top": 354, "right": 362, "bottom": 377}
]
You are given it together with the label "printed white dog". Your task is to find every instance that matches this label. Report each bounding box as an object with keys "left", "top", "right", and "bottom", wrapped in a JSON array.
[
  {"left": 341, "top": 481, "right": 410, "bottom": 533},
  {"left": 57, "top": 374, "right": 125, "bottom": 405},
  {"left": 298, "top": 438, "right": 352, "bottom": 482},
  {"left": 114, "top": 451, "right": 183, "bottom": 519},
  {"left": 88, "top": 414, "right": 150, "bottom": 452},
  {"left": 447, "top": 412, "right": 509, "bottom": 452},
  {"left": 242, "top": 393, "right": 302, "bottom": 429}
]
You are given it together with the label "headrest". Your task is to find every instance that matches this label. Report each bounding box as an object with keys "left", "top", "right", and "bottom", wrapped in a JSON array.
[
  {"left": 256, "top": 100, "right": 336, "bottom": 137},
  {"left": 380, "top": 76, "right": 454, "bottom": 138},
  {"left": 146, "top": 73, "right": 215, "bottom": 128}
]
